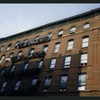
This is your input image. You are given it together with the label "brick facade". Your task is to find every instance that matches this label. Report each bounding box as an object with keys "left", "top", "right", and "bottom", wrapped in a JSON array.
[{"left": 0, "top": 8, "right": 100, "bottom": 96}]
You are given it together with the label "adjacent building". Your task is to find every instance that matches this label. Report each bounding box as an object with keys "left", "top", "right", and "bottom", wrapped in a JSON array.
[{"left": 0, "top": 7, "right": 100, "bottom": 96}]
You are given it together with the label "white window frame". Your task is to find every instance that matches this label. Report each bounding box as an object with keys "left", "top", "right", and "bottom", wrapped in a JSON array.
[
  {"left": 80, "top": 53, "right": 88, "bottom": 65},
  {"left": 48, "top": 33, "right": 52, "bottom": 38},
  {"left": 54, "top": 43, "right": 60, "bottom": 53},
  {"left": 0, "top": 55, "right": 5, "bottom": 64},
  {"left": 78, "top": 74, "right": 86, "bottom": 91},
  {"left": 18, "top": 51, "right": 22, "bottom": 56},
  {"left": 11, "top": 65, "right": 16, "bottom": 73},
  {"left": 15, "top": 41, "right": 20, "bottom": 47},
  {"left": 0, "top": 82, "right": 7, "bottom": 92},
  {"left": 64, "top": 56, "right": 71, "bottom": 68},
  {"left": 82, "top": 37, "right": 89, "bottom": 48},
  {"left": 67, "top": 40, "right": 74, "bottom": 50},
  {"left": 38, "top": 61, "right": 43, "bottom": 68},
  {"left": 83, "top": 23, "right": 90, "bottom": 29},
  {"left": 58, "top": 30, "right": 64, "bottom": 36},
  {"left": 24, "top": 63, "right": 28, "bottom": 70},
  {"left": 0, "top": 45, "right": 4, "bottom": 51},
  {"left": 70, "top": 26, "right": 76, "bottom": 33},
  {"left": 14, "top": 81, "right": 21, "bottom": 91},
  {"left": 50, "top": 59, "right": 56, "bottom": 69},
  {"left": 7, "top": 44, "right": 11, "bottom": 50},
  {"left": 43, "top": 45, "right": 48, "bottom": 52}
]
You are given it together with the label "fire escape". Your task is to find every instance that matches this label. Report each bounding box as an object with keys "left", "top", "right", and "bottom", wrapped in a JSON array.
[{"left": 0, "top": 34, "right": 51, "bottom": 95}]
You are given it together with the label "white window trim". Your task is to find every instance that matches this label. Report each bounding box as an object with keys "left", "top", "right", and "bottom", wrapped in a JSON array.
[
  {"left": 54, "top": 43, "right": 60, "bottom": 53},
  {"left": 67, "top": 40, "right": 74, "bottom": 50},
  {"left": 64, "top": 56, "right": 71, "bottom": 68},
  {"left": 50, "top": 59, "right": 56, "bottom": 69}
]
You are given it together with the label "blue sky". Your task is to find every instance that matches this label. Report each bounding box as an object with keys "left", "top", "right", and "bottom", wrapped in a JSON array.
[{"left": 0, "top": 4, "right": 100, "bottom": 38}]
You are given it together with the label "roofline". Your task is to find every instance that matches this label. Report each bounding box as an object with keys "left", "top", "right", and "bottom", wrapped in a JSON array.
[{"left": 0, "top": 7, "right": 100, "bottom": 42}]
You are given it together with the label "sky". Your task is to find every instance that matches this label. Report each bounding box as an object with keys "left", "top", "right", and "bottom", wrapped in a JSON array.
[{"left": 0, "top": 4, "right": 100, "bottom": 38}]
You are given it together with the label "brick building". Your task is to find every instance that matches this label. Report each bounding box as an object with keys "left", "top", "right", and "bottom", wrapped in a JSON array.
[{"left": 0, "top": 8, "right": 100, "bottom": 96}]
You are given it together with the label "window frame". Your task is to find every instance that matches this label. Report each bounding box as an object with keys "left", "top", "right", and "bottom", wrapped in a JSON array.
[
  {"left": 38, "top": 60, "right": 43, "bottom": 68},
  {"left": 58, "top": 29, "right": 64, "bottom": 37},
  {"left": 49, "top": 58, "right": 56, "bottom": 69},
  {"left": 78, "top": 73, "right": 87, "bottom": 91},
  {"left": 47, "top": 32, "right": 52, "bottom": 38},
  {"left": 67, "top": 39, "right": 74, "bottom": 50},
  {"left": 43, "top": 75, "right": 52, "bottom": 91},
  {"left": 82, "top": 36, "right": 89, "bottom": 48},
  {"left": 14, "top": 80, "right": 21, "bottom": 91},
  {"left": 59, "top": 74, "right": 68, "bottom": 91},
  {"left": 83, "top": 22, "right": 90, "bottom": 29},
  {"left": 6, "top": 43, "right": 12, "bottom": 50},
  {"left": 11, "top": 65, "right": 16, "bottom": 73},
  {"left": 64, "top": 56, "right": 71, "bottom": 68},
  {"left": 0, "top": 82, "right": 7, "bottom": 92},
  {"left": 0, "top": 45, "right": 4, "bottom": 52},
  {"left": 80, "top": 53, "right": 88, "bottom": 66},
  {"left": 54, "top": 42, "right": 60, "bottom": 53},
  {"left": 0, "top": 55, "right": 5, "bottom": 64},
  {"left": 23, "top": 63, "right": 28, "bottom": 71},
  {"left": 70, "top": 26, "right": 76, "bottom": 34},
  {"left": 43, "top": 45, "right": 48, "bottom": 52},
  {"left": 29, "top": 48, "right": 34, "bottom": 57},
  {"left": 31, "top": 78, "right": 38, "bottom": 87}
]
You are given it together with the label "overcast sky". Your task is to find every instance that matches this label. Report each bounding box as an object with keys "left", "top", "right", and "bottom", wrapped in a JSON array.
[{"left": 0, "top": 4, "right": 100, "bottom": 38}]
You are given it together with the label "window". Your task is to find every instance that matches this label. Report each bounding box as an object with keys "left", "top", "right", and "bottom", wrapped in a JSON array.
[
  {"left": 58, "top": 30, "right": 64, "bottom": 37},
  {"left": 70, "top": 26, "right": 76, "bottom": 34},
  {"left": 43, "top": 45, "right": 48, "bottom": 52},
  {"left": 9, "top": 53, "right": 13, "bottom": 58},
  {"left": 54, "top": 42, "right": 60, "bottom": 53},
  {"left": 67, "top": 39, "right": 74, "bottom": 50},
  {"left": 47, "top": 32, "right": 52, "bottom": 38},
  {"left": 0, "top": 82, "right": 7, "bottom": 92},
  {"left": 64, "top": 56, "right": 71, "bottom": 68},
  {"left": 24, "top": 39, "right": 28, "bottom": 45},
  {"left": 14, "top": 81, "right": 21, "bottom": 91},
  {"left": 7, "top": 43, "right": 12, "bottom": 50},
  {"left": 82, "top": 36, "right": 89, "bottom": 48},
  {"left": 6, "top": 53, "right": 13, "bottom": 61},
  {"left": 83, "top": 23, "right": 90, "bottom": 29},
  {"left": 0, "top": 69, "right": 4, "bottom": 75},
  {"left": 18, "top": 51, "right": 22, "bottom": 56},
  {"left": 24, "top": 63, "right": 28, "bottom": 71},
  {"left": 0, "top": 55, "right": 5, "bottom": 63},
  {"left": 15, "top": 41, "right": 20, "bottom": 48},
  {"left": 34, "top": 36, "right": 40, "bottom": 43},
  {"left": 80, "top": 53, "right": 88, "bottom": 66},
  {"left": 50, "top": 59, "right": 56, "bottom": 69},
  {"left": 31, "top": 78, "right": 38, "bottom": 86},
  {"left": 38, "top": 60, "right": 43, "bottom": 68},
  {"left": 78, "top": 73, "right": 86, "bottom": 91},
  {"left": 24, "top": 39, "right": 28, "bottom": 43},
  {"left": 43, "top": 76, "right": 52, "bottom": 91},
  {"left": 29, "top": 48, "right": 34, "bottom": 57},
  {"left": 0, "top": 45, "right": 4, "bottom": 52},
  {"left": 11, "top": 65, "right": 16, "bottom": 73},
  {"left": 59, "top": 75, "right": 68, "bottom": 91}
]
